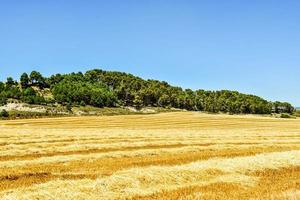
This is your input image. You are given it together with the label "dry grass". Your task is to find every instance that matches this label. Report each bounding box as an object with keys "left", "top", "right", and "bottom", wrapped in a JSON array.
[{"left": 0, "top": 112, "right": 299, "bottom": 199}]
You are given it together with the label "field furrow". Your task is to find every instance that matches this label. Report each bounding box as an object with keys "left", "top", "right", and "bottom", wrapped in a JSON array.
[{"left": 0, "top": 112, "right": 299, "bottom": 199}]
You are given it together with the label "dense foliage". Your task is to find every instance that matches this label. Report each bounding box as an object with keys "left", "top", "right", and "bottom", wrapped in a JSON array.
[
  {"left": 52, "top": 79, "right": 116, "bottom": 107},
  {"left": 0, "top": 69, "right": 294, "bottom": 114},
  {"left": 0, "top": 75, "right": 46, "bottom": 106},
  {"left": 0, "top": 109, "right": 9, "bottom": 118}
]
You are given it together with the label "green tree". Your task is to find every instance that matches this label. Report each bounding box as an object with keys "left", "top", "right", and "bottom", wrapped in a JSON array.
[
  {"left": 30, "top": 71, "right": 46, "bottom": 88},
  {"left": 52, "top": 79, "right": 117, "bottom": 107},
  {"left": 47, "top": 73, "right": 64, "bottom": 86},
  {"left": 0, "top": 82, "right": 4, "bottom": 92},
  {"left": 158, "top": 94, "right": 171, "bottom": 107},
  {"left": 20, "top": 73, "right": 30, "bottom": 89},
  {"left": 0, "top": 68, "right": 294, "bottom": 115},
  {"left": 3, "top": 86, "right": 21, "bottom": 99},
  {"left": 21, "top": 87, "right": 45, "bottom": 104},
  {"left": 0, "top": 95, "right": 7, "bottom": 106},
  {"left": 6, "top": 77, "right": 16, "bottom": 88}
]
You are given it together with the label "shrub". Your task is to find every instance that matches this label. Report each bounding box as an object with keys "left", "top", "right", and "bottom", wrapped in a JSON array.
[
  {"left": 280, "top": 113, "right": 294, "bottom": 119},
  {"left": 52, "top": 80, "right": 117, "bottom": 108},
  {"left": 293, "top": 110, "right": 300, "bottom": 117},
  {"left": 0, "top": 95, "right": 7, "bottom": 106},
  {"left": 0, "top": 109, "right": 9, "bottom": 118}
]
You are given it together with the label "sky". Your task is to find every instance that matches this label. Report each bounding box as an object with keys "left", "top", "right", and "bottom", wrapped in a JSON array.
[{"left": 0, "top": 0, "right": 299, "bottom": 106}]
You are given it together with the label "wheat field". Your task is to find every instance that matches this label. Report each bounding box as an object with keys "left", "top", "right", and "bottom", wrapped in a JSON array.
[{"left": 0, "top": 112, "right": 299, "bottom": 200}]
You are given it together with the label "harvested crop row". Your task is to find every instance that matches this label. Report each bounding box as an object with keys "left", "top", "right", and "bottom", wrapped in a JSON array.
[
  {"left": 1, "top": 150, "right": 299, "bottom": 200},
  {"left": 0, "top": 112, "right": 299, "bottom": 199}
]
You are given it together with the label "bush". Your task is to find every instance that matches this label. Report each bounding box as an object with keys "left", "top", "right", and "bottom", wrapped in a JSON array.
[
  {"left": 293, "top": 110, "right": 300, "bottom": 117},
  {"left": 52, "top": 80, "right": 117, "bottom": 108},
  {"left": 21, "top": 87, "right": 46, "bottom": 104},
  {"left": 66, "top": 103, "right": 72, "bottom": 112},
  {"left": 280, "top": 113, "right": 294, "bottom": 119},
  {"left": 0, "top": 109, "right": 9, "bottom": 118},
  {"left": 0, "top": 95, "right": 7, "bottom": 106},
  {"left": 7, "top": 110, "right": 58, "bottom": 119}
]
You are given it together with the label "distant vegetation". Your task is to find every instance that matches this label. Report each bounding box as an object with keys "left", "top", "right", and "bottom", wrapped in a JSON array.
[
  {"left": 0, "top": 69, "right": 294, "bottom": 116},
  {"left": 280, "top": 113, "right": 295, "bottom": 119},
  {"left": 0, "top": 109, "right": 9, "bottom": 118}
]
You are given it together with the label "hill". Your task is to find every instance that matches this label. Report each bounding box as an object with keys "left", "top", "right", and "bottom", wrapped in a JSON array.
[{"left": 0, "top": 69, "right": 294, "bottom": 118}]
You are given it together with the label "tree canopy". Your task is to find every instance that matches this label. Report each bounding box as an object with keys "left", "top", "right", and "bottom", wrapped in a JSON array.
[{"left": 0, "top": 69, "right": 294, "bottom": 114}]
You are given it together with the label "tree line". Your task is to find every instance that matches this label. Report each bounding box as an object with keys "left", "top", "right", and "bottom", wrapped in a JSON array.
[{"left": 0, "top": 69, "right": 294, "bottom": 114}]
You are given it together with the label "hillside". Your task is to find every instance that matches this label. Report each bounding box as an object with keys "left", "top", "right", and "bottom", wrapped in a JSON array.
[{"left": 0, "top": 69, "right": 294, "bottom": 118}]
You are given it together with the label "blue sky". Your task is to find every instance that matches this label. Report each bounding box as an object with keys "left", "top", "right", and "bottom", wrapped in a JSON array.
[{"left": 0, "top": 0, "right": 299, "bottom": 106}]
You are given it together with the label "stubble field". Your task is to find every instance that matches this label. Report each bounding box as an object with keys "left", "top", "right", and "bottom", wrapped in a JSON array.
[{"left": 0, "top": 112, "right": 299, "bottom": 199}]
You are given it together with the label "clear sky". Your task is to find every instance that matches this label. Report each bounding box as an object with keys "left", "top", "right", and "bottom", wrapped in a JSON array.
[{"left": 0, "top": 0, "right": 299, "bottom": 106}]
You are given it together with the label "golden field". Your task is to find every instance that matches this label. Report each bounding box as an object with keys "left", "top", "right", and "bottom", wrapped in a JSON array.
[{"left": 0, "top": 112, "right": 299, "bottom": 200}]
